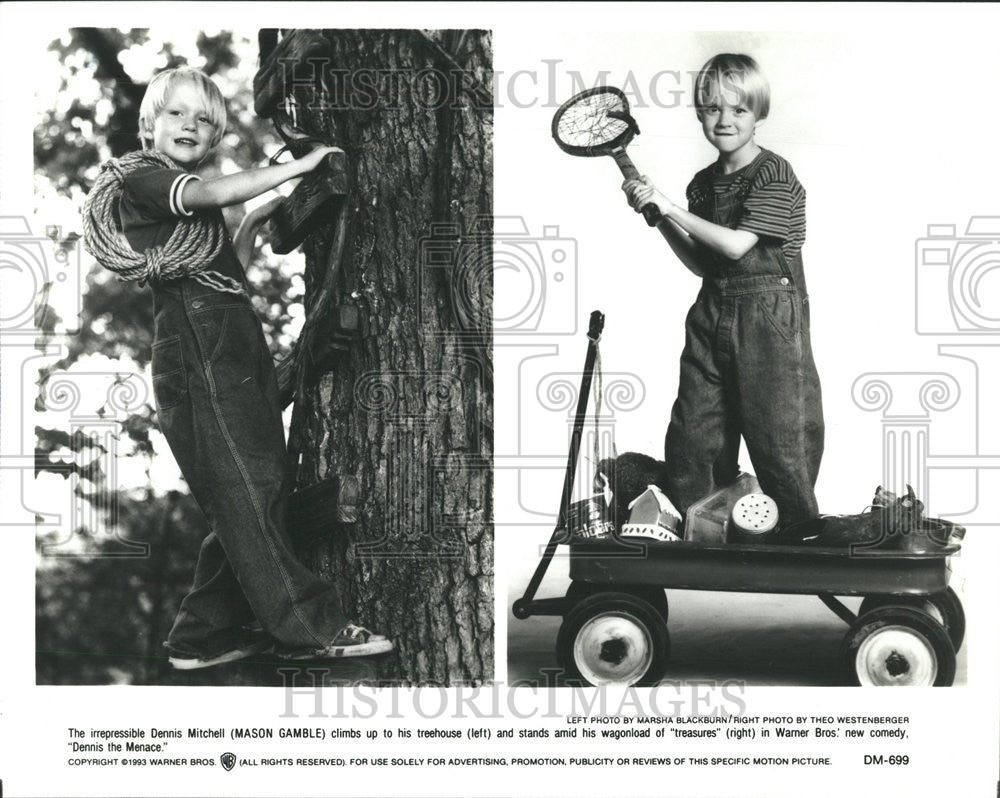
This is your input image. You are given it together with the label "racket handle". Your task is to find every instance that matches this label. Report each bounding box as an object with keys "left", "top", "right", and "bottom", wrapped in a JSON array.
[
  {"left": 611, "top": 149, "right": 641, "bottom": 181},
  {"left": 612, "top": 149, "right": 662, "bottom": 227}
]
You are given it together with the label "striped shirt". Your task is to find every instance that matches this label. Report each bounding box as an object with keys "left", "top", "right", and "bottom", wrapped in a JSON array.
[
  {"left": 686, "top": 149, "right": 806, "bottom": 261},
  {"left": 118, "top": 164, "right": 246, "bottom": 289}
]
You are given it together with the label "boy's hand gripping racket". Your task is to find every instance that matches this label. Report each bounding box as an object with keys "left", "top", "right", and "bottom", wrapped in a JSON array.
[{"left": 552, "top": 86, "right": 661, "bottom": 226}]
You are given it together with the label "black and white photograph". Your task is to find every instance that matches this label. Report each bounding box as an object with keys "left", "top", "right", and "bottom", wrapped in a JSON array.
[
  {"left": 27, "top": 25, "right": 493, "bottom": 687},
  {"left": 500, "top": 30, "right": 980, "bottom": 690},
  {"left": 1, "top": 4, "right": 999, "bottom": 798}
]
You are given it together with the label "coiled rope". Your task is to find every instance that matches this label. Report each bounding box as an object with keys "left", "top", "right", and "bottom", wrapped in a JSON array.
[{"left": 82, "top": 150, "right": 245, "bottom": 296}]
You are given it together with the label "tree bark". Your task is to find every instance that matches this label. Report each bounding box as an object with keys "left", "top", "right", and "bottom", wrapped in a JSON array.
[{"left": 289, "top": 30, "right": 493, "bottom": 685}]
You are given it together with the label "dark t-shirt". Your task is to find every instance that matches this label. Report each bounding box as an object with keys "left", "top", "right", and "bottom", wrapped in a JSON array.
[
  {"left": 117, "top": 164, "right": 247, "bottom": 290},
  {"left": 686, "top": 149, "right": 806, "bottom": 262}
]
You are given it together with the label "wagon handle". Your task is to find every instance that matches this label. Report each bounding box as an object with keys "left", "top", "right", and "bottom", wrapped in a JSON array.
[{"left": 513, "top": 310, "right": 604, "bottom": 620}]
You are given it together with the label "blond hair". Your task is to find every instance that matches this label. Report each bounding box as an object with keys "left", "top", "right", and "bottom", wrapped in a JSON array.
[
  {"left": 694, "top": 54, "right": 770, "bottom": 121},
  {"left": 137, "top": 67, "right": 227, "bottom": 150}
]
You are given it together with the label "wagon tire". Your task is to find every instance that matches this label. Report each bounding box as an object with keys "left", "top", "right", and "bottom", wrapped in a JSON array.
[
  {"left": 565, "top": 581, "right": 669, "bottom": 621},
  {"left": 859, "top": 587, "right": 965, "bottom": 652},
  {"left": 557, "top": 592, "right": 670, "bottom": 687},
  {"left": 842, "top": 605, "right": 955, "bottom": 687}
]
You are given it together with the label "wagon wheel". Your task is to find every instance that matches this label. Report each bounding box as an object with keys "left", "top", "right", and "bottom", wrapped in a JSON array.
[
  {"left": 858, "top": 587, "right": 965, "bottom": 652},
  {"left": 557, "top": 592, "right": 670, "bottom": 686},
  {"left": 842, "top": 605, "right": 956, "bottom": 687},
  {"left": 565, "top": 580, "right": 669, "bottom": 621}
]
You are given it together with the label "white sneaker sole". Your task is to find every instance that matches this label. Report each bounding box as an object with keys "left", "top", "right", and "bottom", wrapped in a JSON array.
[
  {"left": 168, "top": 640, "right": 270, "bottom": 670},
  {"left": 276, "top": 638, "right": 394, "bottom": 660}
]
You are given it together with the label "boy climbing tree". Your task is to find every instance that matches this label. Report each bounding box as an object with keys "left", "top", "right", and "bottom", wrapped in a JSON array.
[{"left": 79, "top": 29, "right": 493, "bottom": 684}]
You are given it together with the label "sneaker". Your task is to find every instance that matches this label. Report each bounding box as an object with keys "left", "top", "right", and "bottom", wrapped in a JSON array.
[
  {"left": 274, "top": 623, "right": 394, "bottom": 659},
  {"left": 775, "top": 485, "right": 962, "bottom": 551},
  {"left": 166, "top": 630, "right": 271, "bottom": 671}
]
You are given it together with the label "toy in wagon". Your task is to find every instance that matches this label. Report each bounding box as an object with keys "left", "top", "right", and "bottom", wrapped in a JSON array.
[
  {"left": 516, "top": 71, "right": 966, "bottom": 688},
  {"left": 512, "top": 312, "right": 966, "bottom": 688}
]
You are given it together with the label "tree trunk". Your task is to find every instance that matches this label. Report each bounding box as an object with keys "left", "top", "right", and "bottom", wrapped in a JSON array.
[{"left": 287, "top": 30, "right": 493, "bottom": 685}]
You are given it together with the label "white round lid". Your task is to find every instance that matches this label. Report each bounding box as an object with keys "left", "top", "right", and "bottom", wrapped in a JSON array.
[{"left": 731, "top": 493, "right": 779, "bottom": 533}]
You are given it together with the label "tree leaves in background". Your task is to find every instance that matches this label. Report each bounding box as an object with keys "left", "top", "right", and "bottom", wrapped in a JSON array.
[{"left": 34, "top": 27, "right": 297, "bottom": 684}]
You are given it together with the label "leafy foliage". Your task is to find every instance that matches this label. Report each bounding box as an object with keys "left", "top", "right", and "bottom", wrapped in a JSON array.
[
  {"left": 34, "top": 27, "right": 300, "bottom": 684},
  {"left": 36, "top": 491, "right": 206, "bottom": 685}
]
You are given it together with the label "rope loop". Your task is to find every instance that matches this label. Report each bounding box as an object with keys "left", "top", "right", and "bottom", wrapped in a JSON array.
[
  {"left": 143, "top": 247, "right": 165, "bottom": 286},
  {"left": 103, "top": 157, "right": 125, "bottom": 182},
  {"left": 82, "top": 150, "right": 245, "bottom": 296}
]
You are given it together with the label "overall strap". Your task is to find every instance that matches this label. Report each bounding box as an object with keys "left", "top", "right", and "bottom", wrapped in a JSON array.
[{"left": 735, "top": 150, "right": 794, "bottom": 282}]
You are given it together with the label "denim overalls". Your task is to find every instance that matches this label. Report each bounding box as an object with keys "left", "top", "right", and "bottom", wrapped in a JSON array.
[
  {"left": 120, "top": 170, "right": 348, "bottom": 657},
  {"left": 664, "top": 151, "right": 825, "bottom": 528}
]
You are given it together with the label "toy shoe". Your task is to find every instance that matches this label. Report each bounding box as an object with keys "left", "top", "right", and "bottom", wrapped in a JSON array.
[{"left": 776, "top": 485, "right": 963, "bottom": 552}]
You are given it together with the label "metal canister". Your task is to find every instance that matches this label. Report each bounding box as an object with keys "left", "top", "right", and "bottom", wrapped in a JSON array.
[
  {"left": 563, "top": 495, "right": 615, "bottom": 542},
  {"left": 728, "top": 492, "right": 780, "bottom": 544}
]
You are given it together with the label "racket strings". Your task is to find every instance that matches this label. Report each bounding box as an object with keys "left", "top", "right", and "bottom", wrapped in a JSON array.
[{"left": 556, "top": 92, "right": 631, "bottom": 148}]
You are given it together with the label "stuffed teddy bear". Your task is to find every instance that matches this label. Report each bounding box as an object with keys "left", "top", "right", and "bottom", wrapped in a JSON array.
[{"left": 594, "top": 451, "right": 670, "bottom": 529}]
